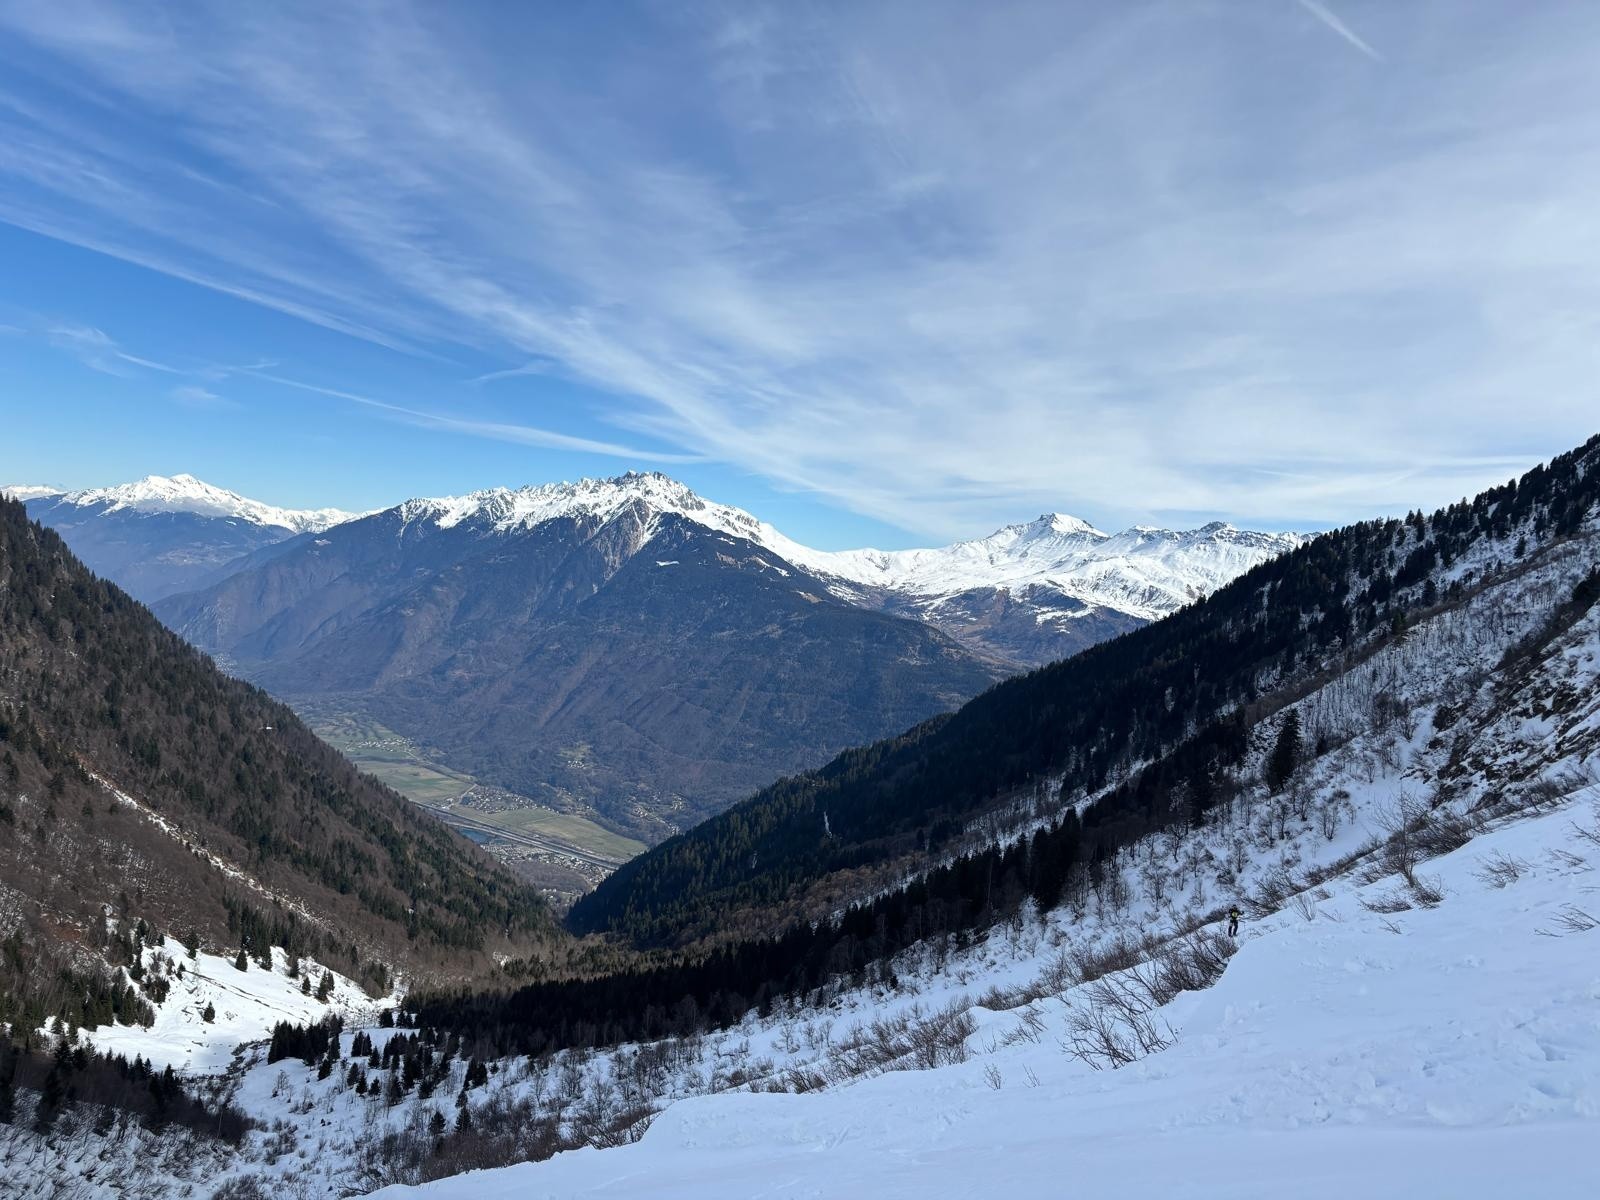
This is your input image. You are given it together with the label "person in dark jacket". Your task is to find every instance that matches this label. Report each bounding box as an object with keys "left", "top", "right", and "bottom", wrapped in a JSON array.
[{"left": 1227, "top": 906, "right": 1241, "bottom": 938}]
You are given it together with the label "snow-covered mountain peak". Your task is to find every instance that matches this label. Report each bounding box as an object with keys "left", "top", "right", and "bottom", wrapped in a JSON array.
[
  {"left": 1, "top": 483, "right": 65, "bottom": 501},
  {"left": 53, "top": 473, "right": 359, "bottom": 533},
  {"left": 1038, "top": 512, "right": 1103, "bottom": 537},
  {"left": 397, "top": 471, "right": 785, "bottom": 549}
]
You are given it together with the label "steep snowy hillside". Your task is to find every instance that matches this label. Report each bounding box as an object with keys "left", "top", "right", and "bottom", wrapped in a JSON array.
[
  {"left": 377, "top": 793, "right": 1600, "bottom": 1199},
  {"left": 373, "top": 506, "right": 1600, "bottom": 1198},
  {"left": 23, "top": 474, "right": 362, "bottom": 601}
]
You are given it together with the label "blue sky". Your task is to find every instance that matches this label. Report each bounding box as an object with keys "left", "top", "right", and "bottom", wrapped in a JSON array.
[{"left": 1, "top": 0, "right": 1597, "bottom": 548}]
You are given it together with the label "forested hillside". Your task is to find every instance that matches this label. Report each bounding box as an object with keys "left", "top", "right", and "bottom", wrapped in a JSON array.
[
  {"left": 0, "top": 496, "right": 559, "bottom": 1036},
  {"left": 571, "top": 435, "right": 1600, "bottom": 946}
]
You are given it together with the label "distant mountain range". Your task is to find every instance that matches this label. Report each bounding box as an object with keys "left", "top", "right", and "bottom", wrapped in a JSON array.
[
  {"left": 772, "top": 511, "right": 1301, "bottom": 666},
  {"left": 17, "top": 471, "right": 1297, "bottom": 843},
  {"left": 12, "top": 475, "right": 358, "bottom": 602}
]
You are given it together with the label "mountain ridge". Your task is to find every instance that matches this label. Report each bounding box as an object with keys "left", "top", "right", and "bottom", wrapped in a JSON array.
[
  {"left": 312, "top": 469, "right": 1302, "bottom": 667},
  {"left": 46, "top": 472, "right": 360, "bottom": 532}
]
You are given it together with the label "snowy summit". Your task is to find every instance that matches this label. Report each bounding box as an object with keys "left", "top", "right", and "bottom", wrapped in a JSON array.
[{"left": 52, "top": 473, "right": 359, "bottom": 533}]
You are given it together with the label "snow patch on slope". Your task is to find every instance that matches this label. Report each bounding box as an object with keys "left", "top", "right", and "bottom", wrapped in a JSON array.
[{"left": 69, "top": 944, "right": 388, "bottom": 1077}]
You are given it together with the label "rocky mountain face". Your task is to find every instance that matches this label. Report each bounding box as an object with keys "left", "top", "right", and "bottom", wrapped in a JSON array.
[
  {"left": 156, "top": 477, "right": 1002, "bottom": 841},
  {"left": 19, "top": 474, "right": 358, "bottom": 602}
]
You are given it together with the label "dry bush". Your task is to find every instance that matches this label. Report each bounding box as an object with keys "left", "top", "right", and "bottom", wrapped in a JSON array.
[
  {"left": 1359, "top": 889, "right": 1413, "bottom": 914},
  {"left": 1058, "top": 927, "right": 1236, "bottom": 1071},
  {"left": 1569, "top": 803, "right": 1600, "bottom": 851},
  {"left": 998, "top": 1005, "right": 1047, "bottom": 1047},
  {"left": 1547, "top": 847, "right": 1588, "bottom": 870},
  {"left": 827, "top": 998, "right": 977, "bottom": 1081},
  {"left": 1066, "top": 933, "right": 1150, "bottom": 986},
  {"left": 1146, "top": 929, "right": 1236, "bottom": 1002},
  {"left": 1410, "top": 807, "right": 1483, "bottom": 859},
  {"left": 1408, "top": 873, "right": 1445, "bottom": 907},
  {"left": 1246, "top": 862, "right": 1301, "bottom": 915},
  {"left": 1554, "top": 904, "right": 1600, "bottom": 933},
  {"left": 1473, "top": 851, "right": 1531, "bottom": 888},
  {"left": 1062, "top": 977, "right": 1173, "bottom": 1071}
]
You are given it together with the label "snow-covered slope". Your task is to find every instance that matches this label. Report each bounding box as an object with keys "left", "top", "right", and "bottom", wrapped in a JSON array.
[
  {"left": 68, "top": 943, "right": 389, "bottom": 1077},
  {"left": 51, "top": 472, "right": 358, "bottom": 533},
  {"left": 375, "top": 796, "right": 1600, "bottom": 1199}
]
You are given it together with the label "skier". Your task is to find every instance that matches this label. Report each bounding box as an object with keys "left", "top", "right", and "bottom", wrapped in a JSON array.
[{"left": 1227, "top": 905, "right": 1241, "bottom": 938}]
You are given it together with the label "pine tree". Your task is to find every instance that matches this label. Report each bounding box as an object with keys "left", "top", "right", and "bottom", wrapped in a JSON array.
[
  {"left": 202, "top": 1002, "right": 216, "bottom": 1023},
  {"left": 1267, "top": 709, "right": 1302, "bottom": 793},
  {"left": 317, "top": 970, "right": 334, "bottom": 1002}
]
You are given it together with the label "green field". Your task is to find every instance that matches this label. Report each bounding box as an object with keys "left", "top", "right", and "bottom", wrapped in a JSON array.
[
  {"left": 303, "top": 704, "right": 645, "bottom": 862},
  {"left": 466, "top": 806, "right": 646, "bottom": 862},
  {"left": 307, "top": 709, "right": 474, "bottom": 806}
]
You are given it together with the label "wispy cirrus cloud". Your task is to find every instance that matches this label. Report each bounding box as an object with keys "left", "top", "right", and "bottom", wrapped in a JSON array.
[
  {"left": 1294, "top": 0, "right": 1383, "bottom": 62},
  {"left": 0, "top": 1, "right": 1595, "bottom": 536},
  {"left": 255, "top": 372, "right": 704, "bottom": 464},
  {"left": 31, "top": 319, "right": 264, "bottom": 404},
  {"left": 46, "top": 323, "right": 182, "bottom": 377},
  {"left": 170, "top": 384, "right": 235, "bottom": 409}
]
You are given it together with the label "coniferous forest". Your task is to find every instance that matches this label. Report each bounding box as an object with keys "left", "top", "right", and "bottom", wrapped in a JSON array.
[{"left": 569, "top": 434, "right": 1600, "bottom": 946}]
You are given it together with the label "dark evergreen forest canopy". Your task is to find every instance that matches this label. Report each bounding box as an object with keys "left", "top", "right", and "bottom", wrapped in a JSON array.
[{"left": 569, "top": 434, "right": 1600, "bottom": 948}]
